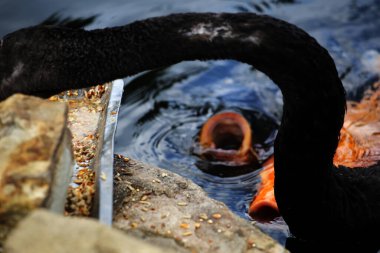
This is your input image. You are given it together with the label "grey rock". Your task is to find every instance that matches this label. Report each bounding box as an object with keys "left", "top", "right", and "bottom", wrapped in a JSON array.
[
  {"left": 4, "top": 209, "right": 174, "bottom": 253},
  {"left": 113, "top": 156, "right": 287, "bottom": 253}
]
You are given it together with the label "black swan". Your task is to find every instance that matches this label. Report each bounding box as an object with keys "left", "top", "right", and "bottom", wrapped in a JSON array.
[{"left": 0, "top": 13, "right": 379, "bottom": 247}]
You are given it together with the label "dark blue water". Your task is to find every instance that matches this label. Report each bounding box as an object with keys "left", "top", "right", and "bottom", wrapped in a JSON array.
[{"left": 2, "top": 0, "right": 380, "bottom": 247}]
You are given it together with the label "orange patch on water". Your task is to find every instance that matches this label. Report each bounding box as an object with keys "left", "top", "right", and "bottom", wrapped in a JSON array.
[{"left": 335, "top": 81, "right": 380, "bottom": 168}]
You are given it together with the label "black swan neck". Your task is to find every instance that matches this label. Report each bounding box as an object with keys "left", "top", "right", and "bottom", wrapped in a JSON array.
[
  {"left": 99, "top": 13, "right": 346, "bottom": 175},
  {"left": 97, "top": 13, "right": 346, "bottom": 171}
]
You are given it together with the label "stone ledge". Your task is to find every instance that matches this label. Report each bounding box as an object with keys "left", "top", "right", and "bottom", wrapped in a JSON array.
[
  {"left": 113, "top": 156, "right": 287, "bottom": 253},
  {"left": 0, "top": 94, "right": 73, "bottom": 244},
  {"left": 4, "top": 209, "right": 174, "bottom": 253}
]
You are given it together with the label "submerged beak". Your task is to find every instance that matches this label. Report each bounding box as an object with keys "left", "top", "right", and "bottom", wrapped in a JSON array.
[{"left": 248, "top": 156, "right": 280, "bottom": 222}]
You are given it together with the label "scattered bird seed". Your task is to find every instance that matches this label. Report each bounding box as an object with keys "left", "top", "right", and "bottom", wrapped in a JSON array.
[
  {"left": 212, "top": 213, "right": 222, "bottom": 219},
  {"left": 177, "top": 202, "right": 188, "bottom": 206},
  {"left": 182, "top": 231, "right": 192, "bottom": 237},
  {"left": 247, "top": 239, "right": 256, "bottom": 249},
  {"left": 180, "top": 223, "right": 190, "bottom": 229},
  {"left": 100, "top": 172, "right": 107, "bottom": 181},
  {"left": 199, "top": 213, "right": 208, "bottom": 220},
  {"left": 207, "top": 219, "right": 213, "bottom": 224},
  {"left": 127, "top": 185, "right": 135, "bottom": 191},
  {"left": 73, "top": 179, "right": 82, "bottom": 184}
]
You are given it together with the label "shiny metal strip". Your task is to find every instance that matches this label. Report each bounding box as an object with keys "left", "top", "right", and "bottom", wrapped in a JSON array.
[{"left": 94, "top": 79, "right": 124, "bottom": 225}]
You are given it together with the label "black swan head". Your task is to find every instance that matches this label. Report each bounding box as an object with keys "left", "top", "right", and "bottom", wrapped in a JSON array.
[{"left": 0, "top": 13, "right": 379, "bottom": 247}]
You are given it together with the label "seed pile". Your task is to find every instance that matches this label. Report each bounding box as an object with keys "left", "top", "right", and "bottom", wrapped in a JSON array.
[{"left": 49, "top": 84, "right": 108, "bottom": 216}]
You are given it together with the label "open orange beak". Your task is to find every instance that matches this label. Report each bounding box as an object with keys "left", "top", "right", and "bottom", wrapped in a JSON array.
[{"left": 199, "top": 111, "right": 257, "bottom": 165}]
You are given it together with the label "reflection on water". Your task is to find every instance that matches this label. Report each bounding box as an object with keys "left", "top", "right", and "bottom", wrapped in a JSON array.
[{"left": 2, "top": 0, "right": 380, "bottom": 250}]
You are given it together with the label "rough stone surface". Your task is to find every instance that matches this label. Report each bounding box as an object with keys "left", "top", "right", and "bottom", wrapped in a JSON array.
[
  {"left": 113, "top": 156, "right": 287, "bottom": 253},
  {"left": 0, "top": 94, "right": 73, "bottom": 244},
  {"left": 4, "top": 209, "right": 174, "bottom": 253}
]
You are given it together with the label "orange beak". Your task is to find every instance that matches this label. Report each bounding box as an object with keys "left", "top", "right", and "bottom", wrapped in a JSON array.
[
  {"left": 199, "top": 111, "right": 257, "bottom": 165},
  {"left": 248, "top": 156, "right": 280, "bottom": 222}
]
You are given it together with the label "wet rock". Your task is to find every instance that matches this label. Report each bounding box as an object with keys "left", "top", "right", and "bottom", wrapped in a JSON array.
[
  {"left": 0, "top": 94, "right": 73, "bottom": 244},
  {"left": 4, "top": 209, "right": 174, "bottom": 253},
  {"left": 113, "top": 155, "right": 287, "bottom": 253}
]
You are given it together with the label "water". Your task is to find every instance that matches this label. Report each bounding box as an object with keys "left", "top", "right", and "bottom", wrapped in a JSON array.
[{"left": 2, "top": 0, "right": 380, "bottom": 248}]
